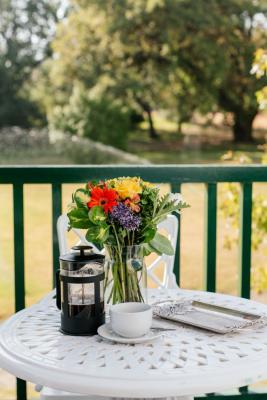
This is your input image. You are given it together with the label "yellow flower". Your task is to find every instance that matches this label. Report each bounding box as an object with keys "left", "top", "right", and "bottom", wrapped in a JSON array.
[
  {"left": 114, "top": 177, "right": 142, "bottom": 199},
  {"left": 142, "top": 181, "right": 156, "bottom": 189}
]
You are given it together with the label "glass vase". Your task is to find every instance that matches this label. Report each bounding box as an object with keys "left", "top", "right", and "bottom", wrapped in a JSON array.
[{"left": 104, "top": 244, "right": 147, "bottom": 304}]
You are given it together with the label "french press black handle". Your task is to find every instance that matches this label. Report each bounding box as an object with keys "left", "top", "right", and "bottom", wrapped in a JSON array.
[{"left": 56, "top": 270, "right": 61, "bottom": 310}]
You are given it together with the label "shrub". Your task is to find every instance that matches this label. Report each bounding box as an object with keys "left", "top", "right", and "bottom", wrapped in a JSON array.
[{"left": 50, "top": 87, "right": 130, "bottom": 149}]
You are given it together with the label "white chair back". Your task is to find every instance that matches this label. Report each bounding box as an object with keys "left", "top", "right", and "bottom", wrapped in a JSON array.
[
  {"left": 57, "top": 214, "right": 101, "bottom": 255},
  {"left": 149, "top": 214, "right": 179, "bottom": 289},
  {"left": 57, "top": 214, "right": 179, "bottom": 289}
]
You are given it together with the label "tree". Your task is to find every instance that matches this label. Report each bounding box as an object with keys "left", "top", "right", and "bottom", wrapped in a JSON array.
[
  {"left": 0, "top": 0, "right": 64, "bottom": 126},
  {"left": 169, "top": 0, "right": 267, "bottom": 142},
  {"left": 46, "top": 0, "right": 174, "bottom": 139},
  {"left": 45, "top": 0, "right": 267, "bottom": 142}
]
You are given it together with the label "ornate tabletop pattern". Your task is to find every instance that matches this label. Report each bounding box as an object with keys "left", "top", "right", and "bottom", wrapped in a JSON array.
[{"left": 1, "top": 289, "right": 267, "bottom": 397}]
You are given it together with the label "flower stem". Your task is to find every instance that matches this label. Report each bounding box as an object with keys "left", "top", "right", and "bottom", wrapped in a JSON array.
[{"left": 112, "top": 224, "right": 126, "bottom": 301}]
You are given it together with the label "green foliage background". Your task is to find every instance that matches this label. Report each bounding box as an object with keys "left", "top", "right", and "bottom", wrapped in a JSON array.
[
  {"left": 50, "top": 87, "right": 130, "bottom": 149},
  {"left": 1, "top": 0, "right": 267, "bottom": 145}
]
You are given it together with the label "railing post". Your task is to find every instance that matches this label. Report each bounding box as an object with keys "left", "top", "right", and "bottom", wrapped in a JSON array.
[
  {"left": 204, "top": 183, "right": 217, "bottom": 292},
  {"left": 171, "top": 183, "right": 181, "bottom": 286},
  {"left": 13, "top": 184, "right": 27, "bottom": 400},
  {"left": 239, "top": 183, "right": 252, "bottom": 299},
  {"left": 52, "top": 183, "right": 62, "bottom": 288}
]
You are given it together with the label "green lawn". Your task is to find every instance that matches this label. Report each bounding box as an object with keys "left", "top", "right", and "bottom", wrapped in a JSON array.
[{"left": 128, "top": 113, "right": 266, "bottom": 164}]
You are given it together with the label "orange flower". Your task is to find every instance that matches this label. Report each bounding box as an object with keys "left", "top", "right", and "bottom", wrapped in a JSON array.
[
  {"left": 124, "top": 194, "right": 141, "bottom": 213},
  {"left": 88, "top": 186, "right": 118, "bottom": 213}
]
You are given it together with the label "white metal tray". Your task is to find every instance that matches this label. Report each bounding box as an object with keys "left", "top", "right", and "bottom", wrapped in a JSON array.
[{"left": 153, "top": 300, "right": 265, "bottom": 333}]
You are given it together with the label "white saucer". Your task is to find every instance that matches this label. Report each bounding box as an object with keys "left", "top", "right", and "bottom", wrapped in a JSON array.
[{"left": 97, "top": 323, "right": 162, "bottom": 344}]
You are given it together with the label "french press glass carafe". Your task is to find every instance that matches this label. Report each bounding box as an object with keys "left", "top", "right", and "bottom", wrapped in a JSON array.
[{"left": 56, "top": 245, "right": 105, "bottom": 335}]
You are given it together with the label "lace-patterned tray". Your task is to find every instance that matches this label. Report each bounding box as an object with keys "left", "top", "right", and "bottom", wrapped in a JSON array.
[{"left": 153, "top": 300, "right": 267, "bottom": 333}]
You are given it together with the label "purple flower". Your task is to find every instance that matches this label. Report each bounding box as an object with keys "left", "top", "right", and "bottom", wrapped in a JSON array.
[{"left": 111, "top": 203, "right": 141, "bottom": 231}]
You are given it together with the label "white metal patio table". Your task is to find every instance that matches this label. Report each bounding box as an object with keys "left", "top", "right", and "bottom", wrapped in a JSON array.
[{"left": 1, "top": 289, "right": 267, "bottom": 399}]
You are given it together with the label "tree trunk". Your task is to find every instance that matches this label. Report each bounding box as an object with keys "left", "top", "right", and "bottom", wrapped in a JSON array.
[
  {"left": 145, "top": 108, "right": 158, "bottom": 139},
  {"left": 232, "top": 111, "right": 257, "bottom": 143},
  {"left": 177, "top": 116, "right": 188, "bottom": 136},
  {"left": 135, "top": 96, "right": 159, "bottom": 139},
  {"left": 178, "top": 120, "right": 183, "bottom": 135}
]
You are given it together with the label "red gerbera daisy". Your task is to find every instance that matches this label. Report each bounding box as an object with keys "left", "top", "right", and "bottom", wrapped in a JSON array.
[{"left": 88, "top": 186, "right": 118, "bottom": 213}]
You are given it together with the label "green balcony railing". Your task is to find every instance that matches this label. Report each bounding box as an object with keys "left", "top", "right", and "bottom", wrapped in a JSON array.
[{"left": 1, "top": 164, "right": 267, "bottom": 400}]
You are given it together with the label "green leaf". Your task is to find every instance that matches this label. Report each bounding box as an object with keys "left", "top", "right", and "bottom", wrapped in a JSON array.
[
  {"left": 88, "top": 180, "right": 98, "bottom": 188},
  {"left": 85, "top": 223, "right": 110, "bottom": 244},
  {"left": 88, "top": 206, "right": 106, "bottom": 225},
  {"left": 141, "top": 227, "right": 156, "bottom": 243},
  {"left": 142, "top": 243, "right": 156, "bottom": 256},
  {"left": 67, "top": 208, "right": 90, "bottom": 229},
  {"left": 176, "top": 201, "right": 191, "bottom": 210},
  {"left": 73, "top": 189, "right": 89, "bottom": 208},
  {"left": 153, "top": 200, "right": 190, "bottom": 224},
  {"left": 149, "top": 232, "right": 174, "bottom": 256}
]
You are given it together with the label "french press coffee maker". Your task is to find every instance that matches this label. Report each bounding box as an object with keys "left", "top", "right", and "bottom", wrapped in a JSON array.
[{"left": 56, "top": 245, "right": 105, "bottom": 335}]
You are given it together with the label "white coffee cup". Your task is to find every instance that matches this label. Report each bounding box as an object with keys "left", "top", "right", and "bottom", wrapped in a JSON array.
[{"left": 110, "top": 302, "right": 152, "bottom": 338}]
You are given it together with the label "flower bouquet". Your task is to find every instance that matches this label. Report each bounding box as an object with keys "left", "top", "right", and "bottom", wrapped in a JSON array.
[{"left": 68, "top": 177, "right": 189, "bottom": 304}]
